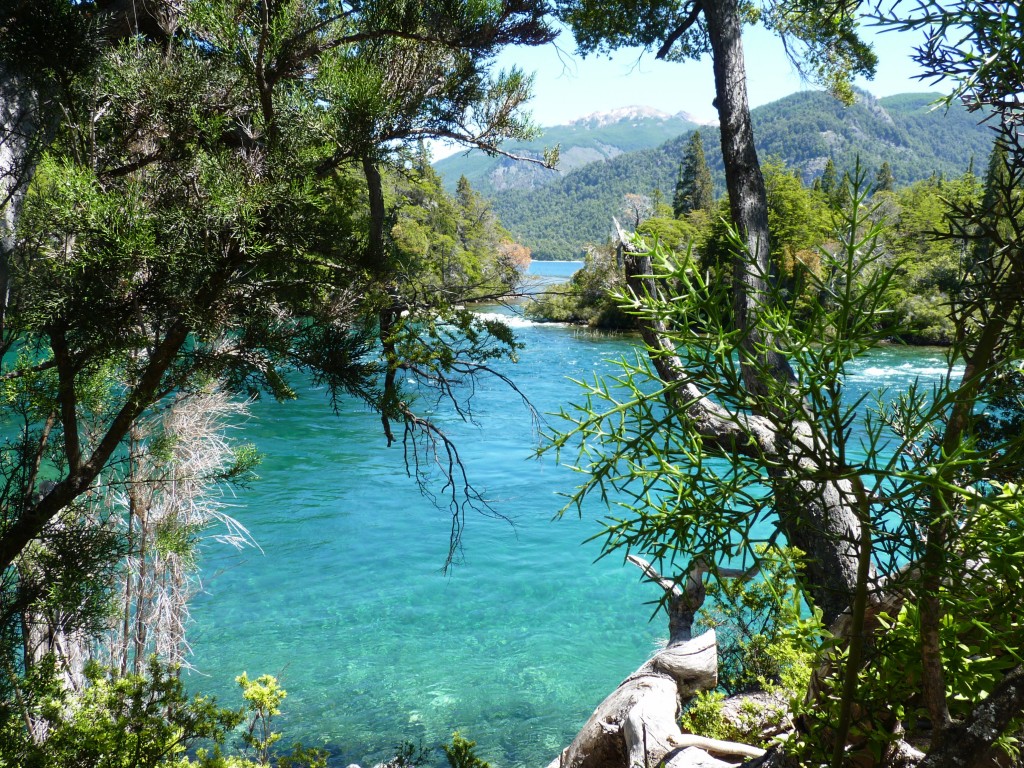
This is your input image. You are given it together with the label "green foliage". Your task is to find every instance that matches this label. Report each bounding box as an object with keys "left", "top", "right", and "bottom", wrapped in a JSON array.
[
  {"left": 1, "top": 0, "right": 553, "bottom": 688},
  {"left": 679, "top": 692, "right": 732, "bottom": 741},
  {"left": 236, "top": 673, "right": 286, "bottom": 765},
  {"left": 814, "top": 157, "right": 843, "bottom": 206},
  {"left": 761, "top": 156, "right": 830, "bottom": 303},
  {"left": 526, "top": 151, "right": 994, "bottom": 351},
  {"left": 874, "top": 161, "right": 895, "bottom": 193},
  {"left": 548, "top": 131, "right": 1024, "bottom": 758},
  {"left": 547, "top": 164, "right": 996, "bottom": 750},
  {"left": 443, "top": 732, "right": 491, "bottom": 768},
  {"left": 525, "top": 156, "right": 836, "bottom": 330},
  {"left": 185, "top": 673, "right": 327, "bottom": 768},
  {"left": 975, "top": 364, "right": 1024, "bottom": 482},
  {"left": 0, "top": 659, "right": 331, "bottom": 768},
  {"left": 390, "top": 170, "right": 524, "bottom": 302},
  {"left": 673, "top": 131, "right": 714, "bottom": 217},
  {"left": 874, "top": 168, "right": 982, "bottom": 344},
  {"left": 525, "top": 245, "right": 633, "bottom": 329},
  {"left": 219, "top": 444, "right": 264, "bottom": 488},
  {"left": 0, "top": 657, "right": 243, "bottom": 768},
  {"left": 488, "top": 92, "right": 991, "bottom": 260},
  {"left": 549, "top": 170, "right": 893, "bottom": 584},
  {"left": 637, "top": 216, "right": 700, "bottom": 255},
  {"left": 697, "top": 549, "right": 819, "bottom": 697},
  {"left": 791, "top": 486, "right": 1024, "bottom": 767}
]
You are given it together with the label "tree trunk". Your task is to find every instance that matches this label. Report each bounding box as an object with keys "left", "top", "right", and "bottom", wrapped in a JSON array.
[
  {"left": 0, "top": 63, "right": 35, "bottom": 338},
  {"left": 919, "top": 666, "right": 1024, "bottom": 768},
  {"left": 544, "top": 559, "right": 765, "bottom": 768},
  {"left": 701, "top": 0, "right": 864, "bottom": 626}
]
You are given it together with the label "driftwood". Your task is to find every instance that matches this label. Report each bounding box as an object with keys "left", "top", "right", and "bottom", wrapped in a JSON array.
[{"left": 544, "top": 557, "right": 765, "bottom": 768}]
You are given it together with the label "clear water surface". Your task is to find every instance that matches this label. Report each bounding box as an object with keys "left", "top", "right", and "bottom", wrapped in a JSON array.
[{"left": 186, "top": 272, "right": 953, "bottom": 767}]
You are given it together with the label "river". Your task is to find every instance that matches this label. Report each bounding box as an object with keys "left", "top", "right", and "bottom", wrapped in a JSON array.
[{"left": 186, "top": 261, "right": 952, "bottom": 767}]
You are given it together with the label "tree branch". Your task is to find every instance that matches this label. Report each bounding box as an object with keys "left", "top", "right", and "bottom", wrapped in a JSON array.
[
  {"left": 0, "top": 359, "right": 57, "bottom": 381},
  {"left": 919, "top": 666, "right": 1024, "bottom": 768},
  {"left": 615, "top": 220, "right": 779, "bottom": 459},
  {"left": 656, "top": 1, "right": 704, "bottom": 60},
  {"left": 50, "top": 327, "right": 82, "bottom": 476},
  {"left": 0, "top": 322, "right": 190, "bottom": 573}
]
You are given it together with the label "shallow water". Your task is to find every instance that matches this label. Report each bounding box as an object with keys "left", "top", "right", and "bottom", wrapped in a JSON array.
[{"left": 185, "top": 302, "right": 953, "bottom": 767}]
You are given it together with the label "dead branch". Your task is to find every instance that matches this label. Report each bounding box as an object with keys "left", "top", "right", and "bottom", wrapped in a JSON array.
[{"left": 544, "top": 558, "right": 766, "bottom": 768}]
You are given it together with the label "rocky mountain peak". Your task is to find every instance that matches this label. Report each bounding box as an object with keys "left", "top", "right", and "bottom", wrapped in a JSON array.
[{"left": 569, "top": 105, "right": 680, "bottom": 127}]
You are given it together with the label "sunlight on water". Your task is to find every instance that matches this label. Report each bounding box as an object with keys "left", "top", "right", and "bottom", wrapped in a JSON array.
[
  {"left": 474, "top": 311, "right": 555, "bottom": 329},
  {"left": 186, "top": 308, "right": 949, "bottom": 767}
]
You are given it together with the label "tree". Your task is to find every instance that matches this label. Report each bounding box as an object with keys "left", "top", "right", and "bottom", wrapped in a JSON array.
[
  {"left": 875, "top": 160, "right": 896, "bottom": 192},
  {"left": 0, "top": 0, "right": 552, "bottom": 551},
  {"left": 622, "top": 193, "right": 654, "bottom": 230},
  {"left": 555, "top": 0, "right": 878, "bottom": 624},
  {"left": 814, "top": 156, "right": 845, "bottom": 206},
  {"left": 0, "top": 0, "right": 554, "bottom": 744},
  {"left": 553, "top": 159, "right": 1024, "bottom": 767},
  {"left": 673, "top": 130, "right": 714, "bottom": 216},
  {"left": 547, "top": 1, "right": 1024, "bottom": 765},
  {"left": 391, "top": 168, "right": 520, "bottom": 303},
  {"left": 876, "top": 171, "right": 981, "bottom": 345}
]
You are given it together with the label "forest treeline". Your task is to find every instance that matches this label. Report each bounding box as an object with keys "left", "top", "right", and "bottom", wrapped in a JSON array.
[
  {"left": 485, "top": 91, "right": 994, "bottom": 260},
  {"left": 528, "top": 142, "right": 993, "bottom": 346},
  {"left": 1, "top": 0, "right": 1023, "bottom": 767}
]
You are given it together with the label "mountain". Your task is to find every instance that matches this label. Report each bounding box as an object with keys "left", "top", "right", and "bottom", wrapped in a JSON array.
[
  {"left": 749, "top": 91, "right": 990, "bottom": 182},
  {"left": 433, "top": 106, "right": 704, "bottom": 194},
  {"left": 483, "top": 90, "right": 994, "bottom": 260}
]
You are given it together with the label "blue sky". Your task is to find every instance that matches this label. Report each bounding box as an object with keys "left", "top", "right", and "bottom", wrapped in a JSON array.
[
  {"left": 497, "top": 21, "right": 934, "bottom": 128},
  {"left": 432, "top": 20, "right": 940, "bottom": 161}
]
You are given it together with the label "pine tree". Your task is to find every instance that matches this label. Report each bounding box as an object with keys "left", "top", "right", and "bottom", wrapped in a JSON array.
[
  {"left": 673, "top": 131, "right": 714, "bottom": 217},
  {"left": 819, "top": 157, "right": 839, "bottom": 199},
  {"left": 456, "top": 174, "right": 474, "bottom": 209},
  {"left": 874, "top": 161, "right": 895, "bottom": 193},
  {"left": 975, "top": 139, "right": 1011, "bottom": 268},
  {"left": 672, "top": 161, "right": 686, "bottom": 214}
]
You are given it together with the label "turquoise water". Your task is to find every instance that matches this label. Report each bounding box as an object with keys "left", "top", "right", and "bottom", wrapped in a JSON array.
[
  {"left": 522, "top": 260, "right": 583, "bottom": 295},
  {"left": 185, "top": 303, "right": 954, "bottom": 767},
  {"left": 526, "top": 261, "right": 584, "bottom": 279}
]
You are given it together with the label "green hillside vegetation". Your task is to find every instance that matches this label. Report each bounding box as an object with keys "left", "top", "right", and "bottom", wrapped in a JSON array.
[
  {"left": 433, "top": 108, "right": 699, "bottom": 194},
  {"left": 389, "top": 166, "right": 531, "bottom": 301},
  {"left": 528, "top": 155, "right": 983, "bottom": 346},
  {"left": 496, "top": 90, "right": 993, "bottom": 260}
]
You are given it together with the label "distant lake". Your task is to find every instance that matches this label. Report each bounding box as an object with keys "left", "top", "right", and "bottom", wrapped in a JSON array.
[
  {"left": 524, "top": 260, "right": 584, "bottom": 290},
  {"left": 186, "top": 303, "right": 953, "bottom": 767},
  {"left": 528, "top": 260, "right": 584, "bottom": 280}
]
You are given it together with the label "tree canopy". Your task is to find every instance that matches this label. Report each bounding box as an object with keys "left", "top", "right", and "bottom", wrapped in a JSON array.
[{"left": 0, "top": 0, "right": 552, "bottom": 729}]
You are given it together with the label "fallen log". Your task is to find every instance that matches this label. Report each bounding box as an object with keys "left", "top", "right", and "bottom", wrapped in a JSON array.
[{"left": 544, "top": 557, "right": 765, "bottom": 768}]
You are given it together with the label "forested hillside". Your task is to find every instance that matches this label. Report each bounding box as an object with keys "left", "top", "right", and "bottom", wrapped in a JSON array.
[
  {"left": 433, "top": 106, "right": 701, "bottom": 194},
  {"left": 486, "top": 90, "right": 993, "bottom": 259}
]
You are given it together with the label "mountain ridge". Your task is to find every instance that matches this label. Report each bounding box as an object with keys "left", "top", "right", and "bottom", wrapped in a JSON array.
[
  {"left": 433, "top": 108, "right": 701, "bottom": 193},
  {"left": 468, "top": 90, "right": 993, "bottom": 259},
  {"left": 566, "top": 105, "right": 716, "bottom": 128}
]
